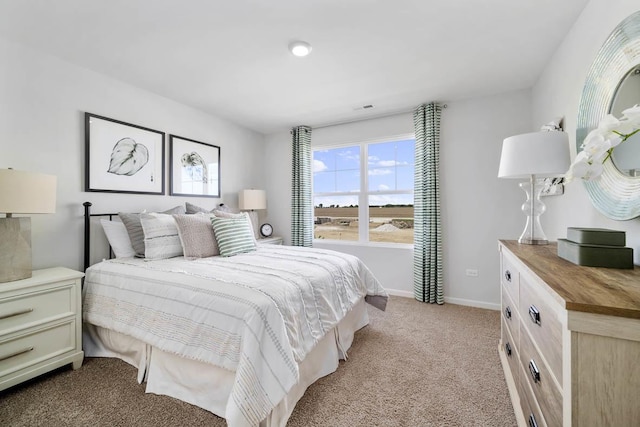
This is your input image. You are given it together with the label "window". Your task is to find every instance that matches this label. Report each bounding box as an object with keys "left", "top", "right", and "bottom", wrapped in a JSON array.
[{"left": 313, "top": 137, "right": 415, "bottom": 244}]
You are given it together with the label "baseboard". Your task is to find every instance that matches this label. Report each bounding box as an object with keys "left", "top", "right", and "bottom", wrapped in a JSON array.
[{"left": 385, "top": 289, "right": 500, "bottom": 311}]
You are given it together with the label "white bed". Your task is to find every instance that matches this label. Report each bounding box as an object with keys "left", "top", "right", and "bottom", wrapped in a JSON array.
[{"left": 82, "top": 241, "right": 387, "bottom": 427}]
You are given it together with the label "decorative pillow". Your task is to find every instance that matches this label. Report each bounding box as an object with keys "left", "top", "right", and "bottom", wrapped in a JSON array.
[
  {"left": 212, "top": 211, "right": 257, "bottom": 244},
  {"left": 185, "top": 202, "right": 215, "bottom": 214},
  {"left": 211, "top": 215, "right": 256, "bottom": 257},
  {"left": 173, "top": 214, "right": 219, "bottom": 258},
  {"left": 119, "top": 205, "right": 186, "bottom": 257},
  {"left": 101, "top": 219, "right": 136, "bottom": 258},
  {"left": 139, "top": 213, "right": 183, "bottom": 260}
]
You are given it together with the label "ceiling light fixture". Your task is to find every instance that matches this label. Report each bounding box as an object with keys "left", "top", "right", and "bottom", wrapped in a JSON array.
[{"left": 289, "top": 41, "right": 312, "bottom": 57}]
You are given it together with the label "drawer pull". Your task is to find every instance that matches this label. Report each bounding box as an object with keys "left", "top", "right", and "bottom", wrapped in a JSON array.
[
  {"left": 528, "top": 305, "right": 541, "bottom": 325},
  {"left": 505, "top": 342, "right": 512, "bottom": 356},
  {"left": 528, "top": 414, "right": 538, "bottom": 427},
  {"left": 0, "top": 346, "right": 34, "bottom": 362},
  {"left": 529, "top": 359, "right": 541, "bottom": 383},
  {"left": 504, "top": 270, "right": 512, "bottom": 282},
  {"left": 504, "top": 306, "right": 512, "bottom": 319},
  {"left": 0, "top": 307, "right": 34, "bottom": 320}
]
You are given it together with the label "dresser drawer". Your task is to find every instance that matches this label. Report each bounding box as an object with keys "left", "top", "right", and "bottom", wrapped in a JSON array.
[
  {"left": 517, "top": 363, "right": 548, "bottom": 427},
  {"left": 0, "top": 283, "right": 74, "bottom": 335},
  {"left": 501, "top": 316, "right": 519, "bottom": 389},
  {"left": 501, "top": 284, "right": 519, "bottom": 345},
  {"left": 0, "top": 320, "right": 76, "bottom": 378},
  {"left": 501, "top": 252, "right": 520, "bottom": 301},
  {"left": 518, "top": 275, "right": 562, "bottom": 384},
  {"left": 520, "top": 327, "right": 562, "bottom": 427}
]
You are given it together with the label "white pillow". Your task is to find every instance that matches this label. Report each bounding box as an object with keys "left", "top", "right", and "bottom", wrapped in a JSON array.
[
  {"left": 101, "top": 219, "right": 136, "bottom": 258},
  {"left": 140, "top": 213, "right": 183, "bottom": 260}
]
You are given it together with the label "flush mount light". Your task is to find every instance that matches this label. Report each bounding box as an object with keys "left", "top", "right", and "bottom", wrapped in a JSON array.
[{"left": 289, "top": 41, "right": 312, "bottom": 57}]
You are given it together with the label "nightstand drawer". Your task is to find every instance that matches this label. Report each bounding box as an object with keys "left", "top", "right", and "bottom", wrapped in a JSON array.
[
  {"left": 519, "top": 275, "right": 562, "bottom": 385},
  {"left": 0, "top": 283, "right": 74, "bottom": 335},
  {"left": 0, "top": 320, "right": 76, "bottom": 377}
]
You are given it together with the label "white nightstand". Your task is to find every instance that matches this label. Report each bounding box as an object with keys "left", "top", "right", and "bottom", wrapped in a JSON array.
[
  {"left": 0, "top": 267, "right": 84, "bottom": 392},
  {"left": 257, "top": 236, "right": 283, "bottom": 245}
]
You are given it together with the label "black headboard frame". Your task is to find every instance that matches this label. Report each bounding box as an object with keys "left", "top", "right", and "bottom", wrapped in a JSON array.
[{"left": 83, "top": 202, "right": 118, "bottom": 271}]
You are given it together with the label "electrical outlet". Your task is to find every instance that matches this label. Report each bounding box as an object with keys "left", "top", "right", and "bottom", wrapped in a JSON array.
[{"left": 465, "top": 269, "right": 479, "bottom": 277}]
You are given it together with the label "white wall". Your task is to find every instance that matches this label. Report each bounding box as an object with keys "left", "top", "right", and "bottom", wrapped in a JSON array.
[
  {"left": 532, "top": 0, "right": 640, "bottom": 262},
  {"left": 264, "top": 89, "right": 532, "bottom": 309},
  {"left": 0, "top": 36, "right": 266, "bottom": 272}
]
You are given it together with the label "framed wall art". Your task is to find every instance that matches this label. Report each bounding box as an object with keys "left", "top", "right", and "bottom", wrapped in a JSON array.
[
  {"left": 85, "top": 113, "right": 165, "bottom": 194},
  {"left": 169, "top": 135, "right": 221, "bottom": 197}
]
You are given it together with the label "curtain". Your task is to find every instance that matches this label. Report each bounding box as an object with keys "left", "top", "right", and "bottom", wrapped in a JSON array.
[
  {"left": 413, "top": 103, "right": 443, "bottom": 304},
  {"left": 291, "top": 126, "right": 313, "bottom": 247}
]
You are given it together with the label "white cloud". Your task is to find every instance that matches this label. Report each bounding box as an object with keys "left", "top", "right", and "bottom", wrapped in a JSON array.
[
  {"left": 378, "top": 184, "right": 390, "bottom": 190},
  {"left": 377, "top": 160, "right": 408, "bottom": 167},
  {"left": 368, "top": 168, "right": 393, "bottom": 176},
  {"left": 313, "top": 159, "right": 328, "bottom": 173}
]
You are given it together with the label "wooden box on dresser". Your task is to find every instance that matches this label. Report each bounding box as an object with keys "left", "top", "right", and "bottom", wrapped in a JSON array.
[
  {"left": 498, "top": 240, "right": 640, "bottom": 427},
  {"left": 0, "top": 267, "right": 84, "bottom": 392}
]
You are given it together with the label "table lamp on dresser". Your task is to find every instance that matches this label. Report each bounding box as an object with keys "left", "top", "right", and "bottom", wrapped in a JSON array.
[
  {"left": 498, "top": 131, "right": 570, "bottom": 245},
  {"left": 0, "top": 168, "right": 57, "bottom": 283}
]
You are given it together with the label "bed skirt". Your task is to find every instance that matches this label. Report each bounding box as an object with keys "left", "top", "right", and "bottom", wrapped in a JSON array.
[{"left": 83, "top": 297, "right": 369, "bottom": 426}]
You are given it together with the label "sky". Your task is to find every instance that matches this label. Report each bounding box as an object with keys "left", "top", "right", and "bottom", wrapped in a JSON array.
[{"left": 313, "top": 138, "right": 415, "bottom": 207}]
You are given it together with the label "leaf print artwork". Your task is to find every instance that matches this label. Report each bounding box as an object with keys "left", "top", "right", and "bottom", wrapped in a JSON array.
[
  {"left": 181, "top": 151, "right": 208, "bottom": 183},
  {"left": 107, "top": 137, "right": 149, "bottom": 176}
]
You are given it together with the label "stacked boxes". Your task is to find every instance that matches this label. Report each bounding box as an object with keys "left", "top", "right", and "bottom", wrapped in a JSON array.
[{"left": 557, "top": 227, "right": 634, "bottom": 269}]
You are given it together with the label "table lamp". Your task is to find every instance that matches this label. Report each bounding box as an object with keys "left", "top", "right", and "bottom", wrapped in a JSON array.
[
  {"left": 498, "top": 131, "right": 570, "bottom": 245},
  {"left": 0, "top": 168, "right": 57, "bottom": 282},
  {"left": 238, "top": 189, "right": 266, "bottom": 239}
]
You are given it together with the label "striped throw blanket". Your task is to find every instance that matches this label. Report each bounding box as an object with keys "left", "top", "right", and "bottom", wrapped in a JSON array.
[{"left": 83, "top": 246, "right": 387, "bottom": 427}]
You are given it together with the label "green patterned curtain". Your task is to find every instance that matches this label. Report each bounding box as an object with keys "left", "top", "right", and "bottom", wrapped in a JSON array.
[
  {"left": 291, "top": 126, "right": 313, "bottom": 247},
  {"left": 413, "top": 103, "right": 443, "bottom": 304}
]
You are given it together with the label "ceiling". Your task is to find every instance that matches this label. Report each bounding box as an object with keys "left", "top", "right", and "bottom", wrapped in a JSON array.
[{"left": 0, "top": 0, "right": 589, "bottom": 135}]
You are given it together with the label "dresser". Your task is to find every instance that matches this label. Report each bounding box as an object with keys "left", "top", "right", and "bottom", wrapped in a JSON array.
[
  {"left": 0, "top": 267, "right": 84, "bottom": 391},
  {"left": 498, "top": 241, "right": 640, "bottom": 426}
]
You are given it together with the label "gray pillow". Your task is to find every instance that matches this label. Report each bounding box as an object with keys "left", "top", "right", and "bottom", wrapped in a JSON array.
[
  {"left": 119, "top": 205, "right": 186, "bottom": 257},
  {"left": 173, "top": 213, "right": 219, "bottom": 258},
  {"left": 185, "top": 202, "right": 214, "bottom": 214}
]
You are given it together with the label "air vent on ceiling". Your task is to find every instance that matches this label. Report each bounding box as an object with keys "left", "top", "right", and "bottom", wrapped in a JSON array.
[{"left": 353, "top": 104, "right": 375, "bottom": 111}]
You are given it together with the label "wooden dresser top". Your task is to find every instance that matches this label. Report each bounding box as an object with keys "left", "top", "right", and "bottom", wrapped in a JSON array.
[{"left": 499, "top": 240, "right": 640, "bottom": 319}]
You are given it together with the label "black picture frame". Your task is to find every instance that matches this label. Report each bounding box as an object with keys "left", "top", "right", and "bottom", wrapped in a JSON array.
[
  {"left": 85, "top": 113, "right": 165, "bottom": 194},
  {"left": 169, "top": 134, "right": 221, "bottom": 197}
]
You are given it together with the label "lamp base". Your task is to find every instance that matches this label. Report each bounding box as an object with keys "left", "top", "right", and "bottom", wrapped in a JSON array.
[
  {"left": 518, "top": 176, "right": 549, "bottom": 246},
  {"left": 0, "top": 217, "right": 33, "bottom": 283}
]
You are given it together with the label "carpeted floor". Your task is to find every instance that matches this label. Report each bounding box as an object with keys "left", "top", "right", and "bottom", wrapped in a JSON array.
[{"left": 0, "top": 297, "right": 516, "bottom": 426}]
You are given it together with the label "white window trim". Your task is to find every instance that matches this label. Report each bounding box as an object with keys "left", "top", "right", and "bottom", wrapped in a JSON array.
[{"left": 312, "top": 133, "right": 415, "bottom": 245}]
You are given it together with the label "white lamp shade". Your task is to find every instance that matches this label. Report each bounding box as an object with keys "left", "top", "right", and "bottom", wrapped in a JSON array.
[
  {"left": 238, "top": 189, "right": 266, "bottom": 210},
  {"left": 498, "top": 131, "right": 570, "bottom": 179},
  {"left": 0, "top": 169, "right": 57, "bottom": 214}
]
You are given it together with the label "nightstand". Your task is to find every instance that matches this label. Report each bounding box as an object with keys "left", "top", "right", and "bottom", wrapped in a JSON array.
[
  {"left": 257, "top": 236, "right": 283, "bottom": 245},
  {"left": 0, "top": 267, "right": 84, "bottom": 392}
]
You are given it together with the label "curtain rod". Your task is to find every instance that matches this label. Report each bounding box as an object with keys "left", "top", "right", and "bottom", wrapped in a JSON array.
[{"left": 310, "top": 103, "right": 447, "bottom": 131}]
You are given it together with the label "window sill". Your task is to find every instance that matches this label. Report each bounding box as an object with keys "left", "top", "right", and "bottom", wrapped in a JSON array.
[{"left": 313, "top": 239, "right": 414, "bottom": 250}]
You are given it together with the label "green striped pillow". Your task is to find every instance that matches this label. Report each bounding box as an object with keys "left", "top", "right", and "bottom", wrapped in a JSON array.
[{"left": 211, "top": 216, "right": 256, "bottom": 257}]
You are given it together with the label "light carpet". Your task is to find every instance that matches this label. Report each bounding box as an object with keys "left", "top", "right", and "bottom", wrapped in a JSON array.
[{"left": 0, "top": 296, "right": 516, "bottom": 426}]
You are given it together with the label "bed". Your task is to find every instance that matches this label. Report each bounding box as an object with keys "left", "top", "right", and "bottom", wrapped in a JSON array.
[{"left": 81, "top": 202, "right": 387, "bottom": 427}]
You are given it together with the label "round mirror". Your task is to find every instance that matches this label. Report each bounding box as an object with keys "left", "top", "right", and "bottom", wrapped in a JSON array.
[
  {"left": 609, "top": 66, "right": 640, "bottom": 176},
  {"left": 576, "top": 10, "right": 640, "bottom": 220}
]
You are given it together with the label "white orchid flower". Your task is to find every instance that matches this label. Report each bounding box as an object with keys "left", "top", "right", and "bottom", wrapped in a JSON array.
[{"left": 622, "top": 104, "right": 640, "bottom": 122}]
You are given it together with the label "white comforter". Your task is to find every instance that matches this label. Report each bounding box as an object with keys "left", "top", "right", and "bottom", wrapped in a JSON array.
[{"left": 83, "top": 245, "right": 387, "bottom": 427}]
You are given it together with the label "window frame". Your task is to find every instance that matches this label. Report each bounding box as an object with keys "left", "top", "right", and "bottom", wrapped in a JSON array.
[{"left": 312, "top": 133, "right": 415, "bottom": 247}]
